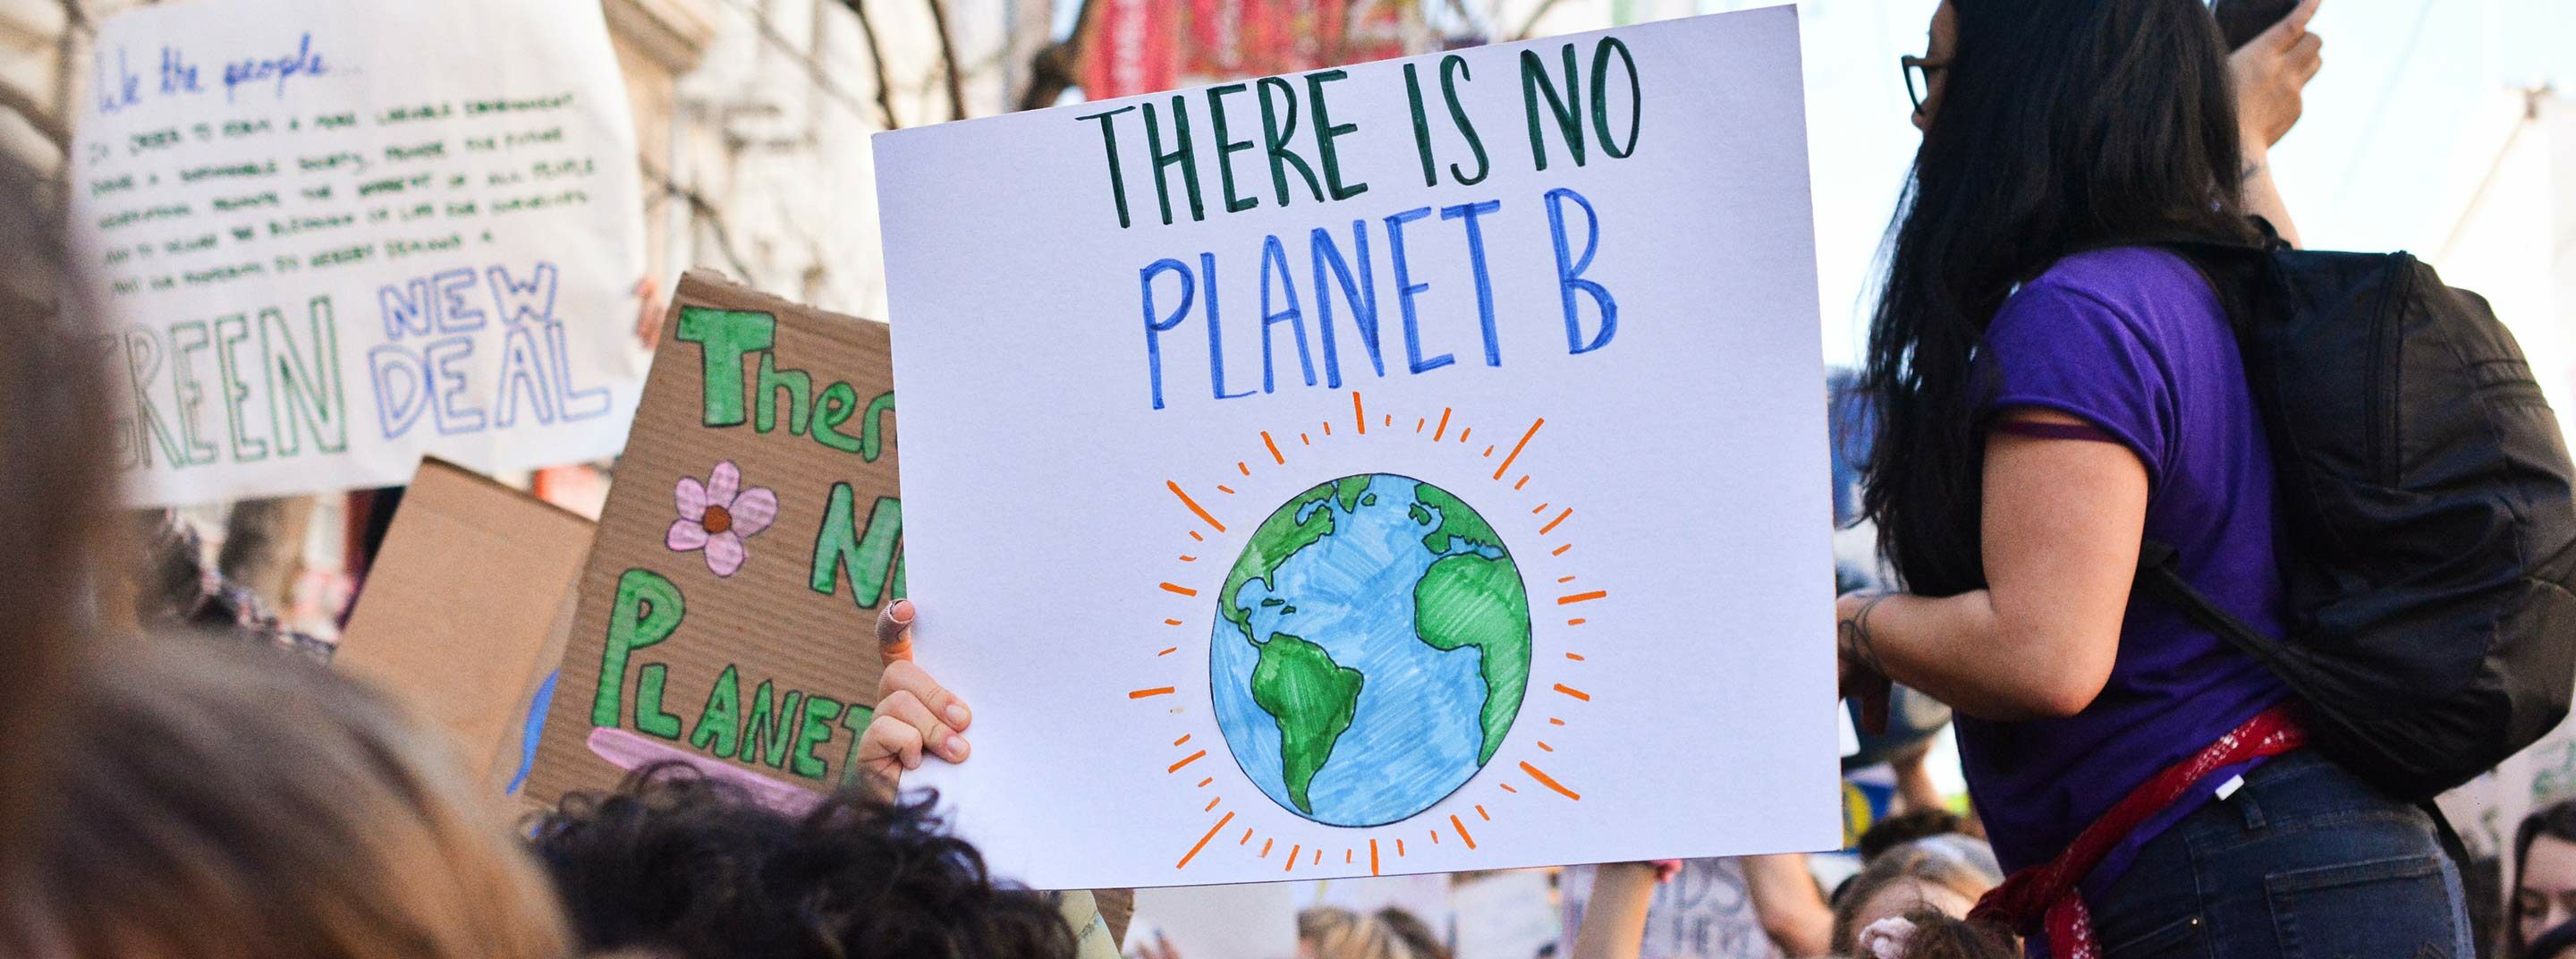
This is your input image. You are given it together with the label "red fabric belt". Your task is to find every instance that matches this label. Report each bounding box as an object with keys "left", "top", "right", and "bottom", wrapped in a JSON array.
[{"left": 1969, "top": 704, "right": 2308, "bottom": 959}]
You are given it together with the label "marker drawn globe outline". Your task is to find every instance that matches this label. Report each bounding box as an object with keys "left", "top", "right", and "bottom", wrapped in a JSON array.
[{"left": 1206, "top": 472, "right": 1535, "bottom": 828}]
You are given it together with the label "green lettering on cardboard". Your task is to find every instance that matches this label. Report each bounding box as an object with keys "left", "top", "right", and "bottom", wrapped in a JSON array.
[
  {"left": 754, "top": 352, "right": 811, "bottom": 436},
  {"left": 739, "top": 680, "right": 803, "bottom": 769},
  {"left": 792, "top": 693, "right": 843, "bottom": 780},
  {"left": 859, "top": 390, "right": 894, "bottom": 463},
  {"left": 809, "top": 484, "right": 902, "bottom": 611},
  {"left": 591, "top": 569, "right": 683, "bottom": 727},
  {"left": 674, "top": 307, "right": 775, "bottom": 428},
  {"left": 812, "top": 381, "right": 863, "bottom": 454},
  {"left": 635, "top": 663, "right": 683, "bottom": 740},
  {"left": 836, "top": 702, "right": 877, "bottom": 786},
  {"left": 690, "top": 665, "right": 741, "bottom": 756}
]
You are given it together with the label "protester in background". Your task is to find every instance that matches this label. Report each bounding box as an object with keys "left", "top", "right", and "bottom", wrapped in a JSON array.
[
  {"left": 1852, "top": 911, "right": 2019, "bottom": 959},
  {"left": 1374, "top": 907, "right": 1452, "bottom": 959},
  {"left": 1838, "top": 0, "right": 2468, "bottom": 955},
  {"left": 528, "top": 765, "right": 1078, "bottom": 959},
  {"left": 1830, "top": 841, "right": 2001, "bottom": 958},
  {"left": 1568, "top": 856, "right": 1833, "bottom": 959},
  {"left": 0, "top": 139, "right": 103, "bottom": 863},
  {"left": 2516, "top": 801, "right": 2576, "bottom": 956},
  {"left": 1858, "top": 809, "right": 1975, "bottom": 862},
  {"left": 5, "top": 635, "right": 572, "bottom": 957},
  {"left": 131, "top": 509, "right": 336, "bottom": 662},
  {"left": 1295, "top": 907, "right": 1425, "bottom": 959}
]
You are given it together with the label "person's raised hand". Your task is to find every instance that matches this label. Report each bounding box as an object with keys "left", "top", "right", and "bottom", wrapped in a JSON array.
[
  {"left": 857, "top": 598, "right": 973, "bottom": 793},
  {"left": 2229, "top": 0, "right": 2325, "bottom": 149}
]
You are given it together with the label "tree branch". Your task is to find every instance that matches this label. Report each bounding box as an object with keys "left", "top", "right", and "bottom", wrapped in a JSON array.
[
  {"left": 1016, "top": 0, "right": 1100, "bottom": 113},
  {"left": 922, "top": 0, "right": 966, "bottom": 121},
  {"left": 835, "top": 0, "right": 903, "bottom": 129}
]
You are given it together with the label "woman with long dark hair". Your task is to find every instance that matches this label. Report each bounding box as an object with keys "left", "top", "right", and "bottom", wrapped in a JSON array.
[{"left": 1835, "top": 0, "right": 2471, "bottom": 956}]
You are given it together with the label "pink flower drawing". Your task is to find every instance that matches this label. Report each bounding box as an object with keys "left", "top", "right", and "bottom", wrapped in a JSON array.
[{"left": 666, "top": 461, "right": 777, "bottom": 578}]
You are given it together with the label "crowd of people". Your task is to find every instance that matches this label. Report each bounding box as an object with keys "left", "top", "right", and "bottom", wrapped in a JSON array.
[{"left": 9, "top": 0, "right": 2575, "bottom": 956}]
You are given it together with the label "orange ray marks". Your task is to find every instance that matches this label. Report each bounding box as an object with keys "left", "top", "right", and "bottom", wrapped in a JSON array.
[
  {"left": 1262, "top": 431, "right": 1285, "bottom": 464},
  {"left": 1131, "top": 687, "right": 1177, "bottom": 699},
  {"left": 1353, "top": 392, "right": 1368, "bottom": 435},
  {"left": 1500, "top": 783, "right": 1520, "bottom": 794},
  {"left": 1160, "top": 582, "right": 1200, "bottom": 598},
  {"left": 1262, "top": 838, "right": 1275, "bottom": 857},
  {"left": 1477, "top": 804, "right": 1491, "bottom": 820},
  {"left": 1495, "top": 420, "right": 1546, "bottom": 480},
  {"left": 1180, "top": 556, "right": 1198, "bottom": 563},
  {"left": 1558, "top": 590, "right": 1607, "bottom": 606},
  {"left": 1239, "top": 461, "right": 1252, "bottom": 476},
  {"left": 1434, "top": 408, "right": 1453, "bottom": 441},
  {"left": 1241, "top": 827, "right": 1256, "bottom": 844},
  {"left": 1173, "top": 734, "right": 1192, "bottom": 746},
  {"left": 1323, "top": 421, "right": 1333, "bottom": 437},
  {"left": 1557, "top": 575, "right": 1577, "bottom": 583},
  {"left": 1484, "top": 446, "right": 1496, "bottom": 457},
  {"left": 1515, "top": 475, "right": 1531, "bottom": 490},
  {"left": 1157, "top": 646, "right": 1179, "bottom": 657},
  {"left": 1346, "top": 849, "right": 1354, "bottom": 864},
  {"left": 1205, "top": 796, "right": 1222, "bottom": 811},
  {"left": 1551, "top": 543, "right": 1572, "bottom": 556},
  {"left": 1555, "top": 683, "right": 1593, "bottom": 701},
  {"left": 1416, "top": 418, "right": 1427, "bottom": 433},
  {"left": 1459, "top": 427, "right": 1472, "bottom": 444},
  {"left": 1167, "top": 481, "right": 1228, "bottom": 534},
  {"left": 1216, "top": 485, "right": 1235, "bottom": 495},
  {"left": 1568, "top": 618, "right": 1589, "bottom": 627},
  {"left": 1550, "top": 717, "right": 1566, "bottom": 726},
  {"left": 1285, "top": 844, "right": 1301, "bottom": 872},
  {"left": 1313, "top": 848, "right": 1322, "bottom": 865},
  {"left": 1537, "top": 742, "right": 1555, "bottom": 752},
  {"left": 1189, "top": 530, "right": 1205, "bottom": 541},
  {"left": 1451, "top": 815, "right": 1479, "bottom": 850},
  {"left": 1539, "top": 507, "right": 1574, "bottom": 535},
  {"left": 1165, "top": 617, "right": 1184, "bottom": 626},
  {"left": 1397, "top": 839, "right": 1408, "bottom": 857},
  {"left": 1175, "top": 810, "right": 1236, "bottom": 870},
  {"left": 1301, "top": 432, "right": 1311, "bottom": 446},
  {"left": 1168, "top": 750, "right": 1208, "bottom": 773},
  {"left": 1371, "top": 839, "right": 1382, "bottom": 875},
  {"left": 1431, "top": 830, "right": 1441, "bottom": 844},
  {"left": 1384, "top": 414, "right": 1393, "bottom": 427},
  {"left": 1521, "top": 761, "right": 1584, "bottom": 800},
  {"left": 1533, "top": 503, "right": 1551, "bottom": 514},
  {"left": 1197, "top": 777, "right": 1214, "bottom": 788}
]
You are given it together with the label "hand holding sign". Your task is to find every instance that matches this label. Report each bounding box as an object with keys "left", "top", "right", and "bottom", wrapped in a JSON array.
[{"left": 860, "top": 598, "right": 975, "bottom": 790}]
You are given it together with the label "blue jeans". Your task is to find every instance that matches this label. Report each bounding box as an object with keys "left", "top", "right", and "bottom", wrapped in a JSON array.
[{"left": 2085, "top": 752, "right": 2473, "bottom": 959}]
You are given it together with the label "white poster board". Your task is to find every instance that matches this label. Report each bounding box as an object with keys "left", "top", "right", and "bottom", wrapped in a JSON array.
[
  {"left": 877, "top": 7, "right": 1837, "bottom": 888},
  {"left": 69, "top": 0, "right": 648, "bottom": 506}
]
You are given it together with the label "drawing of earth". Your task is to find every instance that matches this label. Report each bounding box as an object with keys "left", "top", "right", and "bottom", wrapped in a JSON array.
[{"left": 1209, "top": 473, "right": 1531, "bottom": 827}]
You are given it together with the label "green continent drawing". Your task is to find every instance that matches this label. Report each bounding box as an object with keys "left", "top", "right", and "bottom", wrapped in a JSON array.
[
  {"left": 1248, "top": 633, "right": 1366, "bottom": 813},
  {"left": 1209, "top": 473, "right": 1534, "bottom": 827}
]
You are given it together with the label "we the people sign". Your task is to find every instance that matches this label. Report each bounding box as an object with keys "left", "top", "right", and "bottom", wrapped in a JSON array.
[
  {"left": 878, "top": 8, "right": 1838, "bottom": 889},
  {"left": 67, "top": 0, "right": 647, "bottom": 505}
]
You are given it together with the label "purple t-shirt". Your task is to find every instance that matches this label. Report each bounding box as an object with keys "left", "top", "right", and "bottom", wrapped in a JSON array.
[{"left": 1959, "top": 247, "right": 2291, "bottom": 892}]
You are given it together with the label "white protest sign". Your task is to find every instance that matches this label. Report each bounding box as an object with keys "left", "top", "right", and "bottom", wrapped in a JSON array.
[
  {"left": 877, "top": 7, "right": 1837, "bottom": 888},
  {"left": 69, "top": 0, "right": 648, "bottom": 506}
]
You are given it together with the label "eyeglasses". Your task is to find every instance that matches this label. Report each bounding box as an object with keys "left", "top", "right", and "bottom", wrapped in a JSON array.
[{"left": 1901, "top": 55, "right": 1949, "bottom": 117}]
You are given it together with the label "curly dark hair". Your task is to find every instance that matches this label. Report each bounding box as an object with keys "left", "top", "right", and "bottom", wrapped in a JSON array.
[
  {"left": 527, "top": 766, "right": 1077, "bottom": 959},
  {"left": 1859, "top": 809, "right": 1970, "bottom": 862}
]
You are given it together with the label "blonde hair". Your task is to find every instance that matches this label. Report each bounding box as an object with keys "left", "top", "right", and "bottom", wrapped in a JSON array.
[
  {"left": 7, "top": 636, "right": 572, "bottom": 958},
  {"left": 1299, "top": 907, "right": 1419, "bottom": 959}
]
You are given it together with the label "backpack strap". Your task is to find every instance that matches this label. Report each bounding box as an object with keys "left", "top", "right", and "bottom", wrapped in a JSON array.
[{"left": 2134, "top": 540, "right": 2298, "bottom": 678}]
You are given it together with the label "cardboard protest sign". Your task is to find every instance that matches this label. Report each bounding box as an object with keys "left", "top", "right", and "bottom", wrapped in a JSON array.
[
  {"left": 875, "top": 7, "right": 1836, "bottom": 889},
  {"left": 68, "top": 0, "right": 648, "bottom": 506},
  {"left": 522, "top": 273, "right": 904, "bottom": 804},
  {"left": 335, "top": 457, "right": 592, "bottom": 790},
  {"left": 1562, "top": 861, "right": 1781, "bottom": 959}
]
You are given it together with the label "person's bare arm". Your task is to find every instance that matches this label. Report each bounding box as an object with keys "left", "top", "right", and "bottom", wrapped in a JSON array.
[
  {"left": 1570, "top": 862, "right": 1658, "bottom": 959},
  {"left": 2230, "top": 0, "right": 2324, "bottom": 248},
  {"left": 1745, "top": 854, "right": 1834, "bottom": 957},
  {"left": 1837, "top": 411, "right": 2149, "bottom": 722}
]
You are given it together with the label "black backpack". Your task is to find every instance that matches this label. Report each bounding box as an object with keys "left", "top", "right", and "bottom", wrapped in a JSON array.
[{"left": 2138, "top": 227, "right": 2576, "bottom": 802}]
